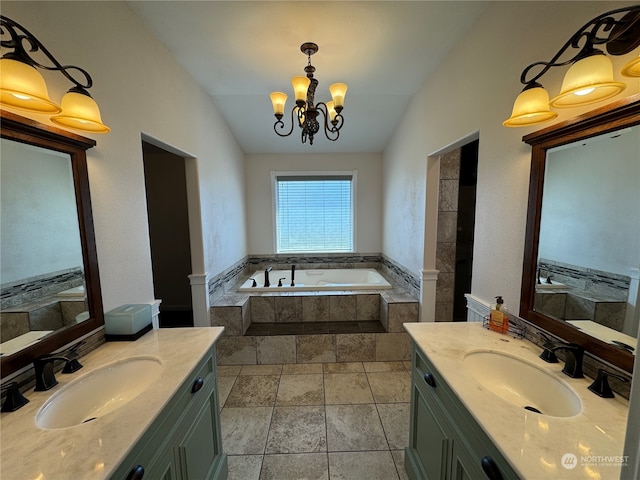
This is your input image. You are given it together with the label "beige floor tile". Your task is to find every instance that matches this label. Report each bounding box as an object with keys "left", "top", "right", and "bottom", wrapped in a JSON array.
[
  {"left": 225, "top": 375, "right": 280, "bottom": 407},
  {"left": 324, "top": 373, "right": 373, "bottom": 404},
  {"left": 221, "top": 407, "right": 273, "bottom": 455},
  {"left": 282, "top": 363, "right": 324, "bottom": 374},
  {"left": 367, "top": 371, "right": 411, "bottom": 403},
  {"left": 218, "top": 365, "right": 242, "bottom": 376},
  {"left": 363, "top": 361, "right": 406, "bottom": 372},
  {"left": 240, "top": 364, "right": 283, "bottom": 375},
  {"left": 260, "top": 453, "right": 329, "bottom": 480},
  {"left": 265, "top": 406, "right": 327, "bottom": 454},
  {"left": 377, "top": 403, "right": 410, "bottom": 450},
  {"left": 328, "top": 451, "right": 399, "bottom": 479},
  {"left": 325, "top": 404, "right": 388, "bottom": 451},
  {"left": 391, "top": 450, "right": 410, "bottom": 480},
  {"left": 217, "top": 374, "right": 236, "bottom": 409},
  {"left": 323, "top": 362, "right": 363, "bottom": 373},
  {"left": 227, "top": 455, "right": 263, "bottom": 480},
  {"left": 276, "top": 374, "right": 324, "bottom": 406}
]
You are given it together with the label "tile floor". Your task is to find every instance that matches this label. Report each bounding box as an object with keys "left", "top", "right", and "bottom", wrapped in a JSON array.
[{"left": 217, "top": 361, "right": 412, "bottom": 480}]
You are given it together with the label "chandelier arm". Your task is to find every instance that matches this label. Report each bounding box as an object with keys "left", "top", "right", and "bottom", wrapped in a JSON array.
[
  {"left": 273, "top": 107, "right": 297, "bottom": 138},
  {"left": 315, "top": 102, "right": 342, "bottom": 141},
  {"left": 0, "top": 15, "right": 93, "bottom": 91},
  {"left": 519, "top": 5, "right": 640, "bottom": 86}
]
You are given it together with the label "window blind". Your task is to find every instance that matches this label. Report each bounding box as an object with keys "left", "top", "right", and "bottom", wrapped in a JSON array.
[{"left": 275, "top": 174, "right": 354, "bottom": 253}]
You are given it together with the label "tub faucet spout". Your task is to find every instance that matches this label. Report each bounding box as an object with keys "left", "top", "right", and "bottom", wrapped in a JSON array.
[{"left": 264, "top": 266, "right": 273, "bottom": 287}]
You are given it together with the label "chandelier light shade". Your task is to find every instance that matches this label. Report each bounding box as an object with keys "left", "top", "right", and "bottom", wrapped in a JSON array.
[
  {"left": 270, "top": 42, "right": 347, "bottom": 145},
  {"left": 0, "top": 15, "right": 109, "bottom": 133},
  {"left": 504, "top": 6, "right": 640, "bottom": 127}
]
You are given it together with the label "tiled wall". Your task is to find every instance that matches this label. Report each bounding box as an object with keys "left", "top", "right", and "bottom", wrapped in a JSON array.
[
  {"left": 1, "top": 267, "right": 84, "bottom": 309},
  {"left": 435, "top": 148, "right": 461, "bottom": 322}
]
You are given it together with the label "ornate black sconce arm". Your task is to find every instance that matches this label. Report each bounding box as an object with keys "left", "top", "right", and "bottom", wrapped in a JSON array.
[
  {"left": 519, "top": 6, "right": 640, "bottom": 88},
  {"left": 0, "top": 15, "right": 94, "bottom": 94}
]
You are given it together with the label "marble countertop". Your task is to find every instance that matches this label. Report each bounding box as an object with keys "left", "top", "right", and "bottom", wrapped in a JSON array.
[
  {"left": 403, "top": 322, "right": 630, "bottom": 479},
  {"left": 0, "top": 327, "right": 224, "bottom": 480}
]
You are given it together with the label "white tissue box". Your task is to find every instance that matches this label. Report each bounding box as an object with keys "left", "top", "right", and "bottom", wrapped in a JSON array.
[{"left": 104, "top": 304, "right": 152, "bottom": 340}]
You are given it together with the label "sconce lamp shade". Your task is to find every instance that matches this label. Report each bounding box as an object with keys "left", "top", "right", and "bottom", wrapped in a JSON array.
[
  {"left": 270, "top": 91, "right": 287, "bottom": 116},
  {"left": 51, "top": 90, "right": 110, "bottom": 133},
  {"left": 0, "top": 58, "right": 61, "bottom": 113},
  {"left": 329, "top": 83, "right": 348, "bottom": 109},
  {"left": 503, "top": 85, "right": 558, "bottom": 127},
  {"left": 291, "top": 76, "right": 311, "bottom": 103},
  {"left": 621, "top": 55, "right": 640, "bottom": 77},
  {"left": 550, "top": 54, "right": 626, "bottom": 108}
]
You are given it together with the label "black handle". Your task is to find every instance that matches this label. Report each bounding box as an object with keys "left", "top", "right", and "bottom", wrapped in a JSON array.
[
  {"left": 191, "top": 377, "right": 204, "bottom": 393},
  {"left": 125, "top": 465, "right": 144, "bottom": 480},
  {"left": 481, "top": 456, "right": 503, "bottom": 480},
  {"left": 423, "top": 373, "right": 436, "bottom": 388}
]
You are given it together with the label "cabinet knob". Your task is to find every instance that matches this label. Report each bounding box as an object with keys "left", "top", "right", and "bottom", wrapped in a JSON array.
[
  {"left": 481, "top": 456, "right": 503, "bottom": 480},
  {"left": 126, "top": 465, "right": 144, "bottom": 480},
  {"left": 191, "top": 377, "right": 204, "bottom": 393},
  {"left": 423, "top": 373, "right": 436, "bottom": 388}
]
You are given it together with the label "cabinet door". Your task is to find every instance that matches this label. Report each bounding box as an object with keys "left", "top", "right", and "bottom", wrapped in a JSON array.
[
  {"left": 451, "top": 440, "right": 485, "bottom": 480},
  {"left": 410, "top": 383, "right": 451, "bottom": 480},
  {"left": 176, "top": 390, "right": 223, "bottom": 480}
]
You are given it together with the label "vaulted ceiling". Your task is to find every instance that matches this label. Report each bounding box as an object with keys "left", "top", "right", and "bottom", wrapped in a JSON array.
[{"left": 128, "top": 1, "right": 489, "bottom": 154}]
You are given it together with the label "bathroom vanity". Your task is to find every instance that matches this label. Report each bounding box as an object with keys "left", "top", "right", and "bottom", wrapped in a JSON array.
[
  {"left": 0, "top": 327, "right": 227, "bottom": 480},
  {"left": 404, "top": 322, "right": 629, "bottom": 480}
]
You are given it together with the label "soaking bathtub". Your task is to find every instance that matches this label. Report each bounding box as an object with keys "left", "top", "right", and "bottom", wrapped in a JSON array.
[{"left": 239, "top": 268, "right": 392, "bottom": 292}]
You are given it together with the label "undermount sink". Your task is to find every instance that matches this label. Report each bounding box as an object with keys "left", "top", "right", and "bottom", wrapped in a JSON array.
[
  {"left": 36, "top": 355, "right": 163, "bottom": 429},
  {"left": 463, "top": 350, "right": 581, "bottom": 417}
]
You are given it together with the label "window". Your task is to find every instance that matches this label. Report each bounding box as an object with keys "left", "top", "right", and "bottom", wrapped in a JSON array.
[{"left": 274, "top": 172, "right": 356, "bottom": 253}]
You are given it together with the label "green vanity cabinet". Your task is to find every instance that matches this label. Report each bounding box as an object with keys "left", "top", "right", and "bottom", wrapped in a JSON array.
[
  {"left": 111, "top": 345, "right": 227, "bottom": 480},
  {"left": 405, "top": 345, "right": 519, "bottom": 480}
]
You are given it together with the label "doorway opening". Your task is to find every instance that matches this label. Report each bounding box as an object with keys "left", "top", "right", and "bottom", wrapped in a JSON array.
[
  {"left": 435, "top": 138, "right": 479, "bottom": 322},
  {"left": 142, "top": 141, "right": 194, "bottom": 327}
]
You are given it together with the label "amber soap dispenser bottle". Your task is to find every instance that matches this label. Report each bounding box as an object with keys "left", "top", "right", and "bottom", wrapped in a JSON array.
[{"left": 489, "top": 296, "right": 509, "bottom": 333}]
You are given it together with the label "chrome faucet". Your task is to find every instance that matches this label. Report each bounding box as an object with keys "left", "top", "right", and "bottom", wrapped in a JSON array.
[{"left": 264, "top": 266, "right": 273, "bottom": 287}]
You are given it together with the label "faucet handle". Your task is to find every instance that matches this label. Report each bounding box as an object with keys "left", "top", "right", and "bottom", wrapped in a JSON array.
[
  {"left": 588, "top": 369, "right": 629, "bottom": 398},
  {"left": 538, "top": 332, "right": 559, "bottom": 363},
  {"left": 1, "top": 382, "right": 29, "bottom": 412},
  {"left": 61, "top": 341, "right": 85, "bottom": 373}
]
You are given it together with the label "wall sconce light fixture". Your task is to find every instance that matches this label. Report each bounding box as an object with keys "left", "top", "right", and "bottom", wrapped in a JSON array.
[
  {"left": 0, "top": 15, "right": 110, "bottom": 133},
  {"left": 504, "top": 6, "right": 640, "bottom": 127},
  {"left": 270, "top": 42, "right": 347, "bottom": 145}
]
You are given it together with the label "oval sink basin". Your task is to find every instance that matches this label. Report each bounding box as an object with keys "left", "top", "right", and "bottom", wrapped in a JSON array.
[
  {"left": 463, "top": 350, "right": 581, "bottom": 417},
  {"left": 36, "top": 356, "right": 163, "bottom": 429}
]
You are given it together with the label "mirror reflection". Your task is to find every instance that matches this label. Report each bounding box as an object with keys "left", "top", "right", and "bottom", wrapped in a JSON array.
[
  {"left": 534, "top": 125, "right": 640, "bottom": 352},
  {"left": 0, "top": 138, "right": 89, "bottom": 357}
]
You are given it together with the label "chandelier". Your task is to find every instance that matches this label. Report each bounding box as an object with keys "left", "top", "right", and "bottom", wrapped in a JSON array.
[
  {"left": 0, "top": 15, "right": 109, "bottom": 133},
  {"left": 503, "top": 5, "right": 640, "bottom": 128},
  {"left": 269, "top": 42, "right": 347, "bottom": 145}
]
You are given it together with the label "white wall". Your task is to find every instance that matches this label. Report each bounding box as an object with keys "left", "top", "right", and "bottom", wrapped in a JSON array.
[
  {"left": 2, "top": 1, "right": 248, "bottom": 312},
  {"left": 245, "top": 153, "right": 382, "bottom": 254},
  {"left": 382, "top": 1, "right": 640, "bottom": 311}
]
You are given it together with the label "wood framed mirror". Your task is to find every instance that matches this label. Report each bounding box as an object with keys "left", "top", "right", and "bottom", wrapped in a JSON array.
[
  {"left": 1, "top": 110, "right": 104, "bottom": 376},
  {"left": 520, "top": 93, "right": 640, "bottom": 373}
]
